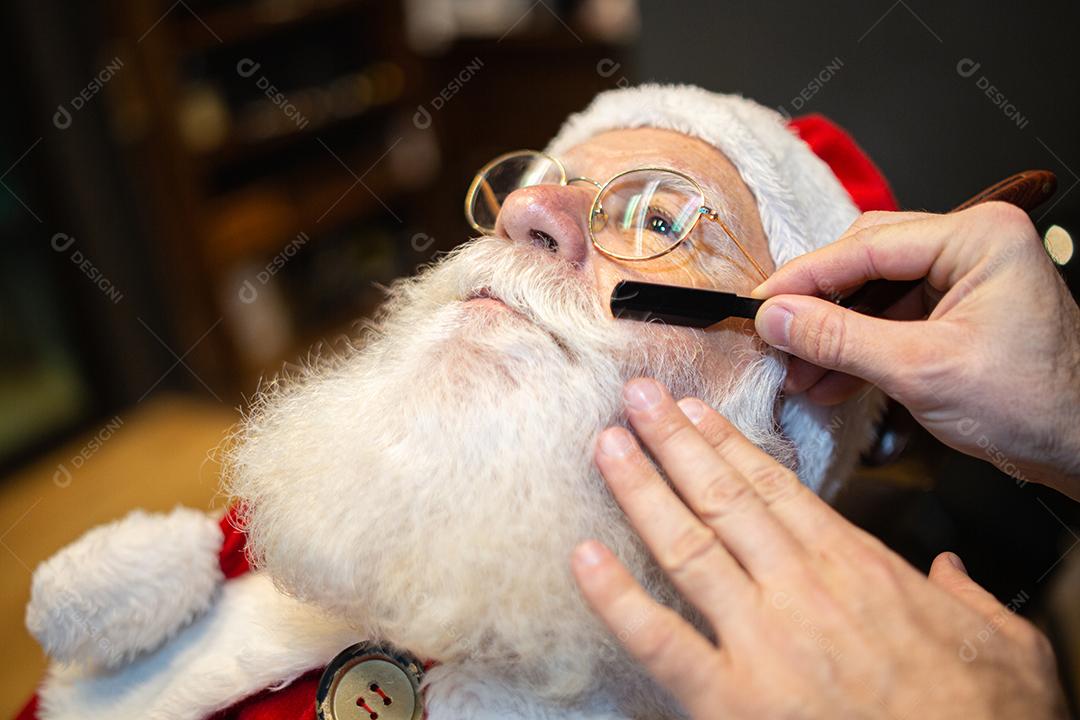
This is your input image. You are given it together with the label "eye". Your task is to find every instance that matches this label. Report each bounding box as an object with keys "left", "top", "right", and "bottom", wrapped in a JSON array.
[{"left": 644, "top": 205, "right": 677, "bottom": 237}]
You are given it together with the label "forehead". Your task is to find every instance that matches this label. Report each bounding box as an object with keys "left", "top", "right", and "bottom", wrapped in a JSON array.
[{"left": 559, "top": 127, "right": 745, "bottom": 189}]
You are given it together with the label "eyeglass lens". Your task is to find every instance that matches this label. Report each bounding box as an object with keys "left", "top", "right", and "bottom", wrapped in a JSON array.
[
  {"left": 589, "top": 170, "right": 703, "bottom": 259},
  {"left": 469, "top": 153, "right": 704, "bottom": 260},
  {"left": 468, "top": 153, "right": 563, "bottom": 231}
]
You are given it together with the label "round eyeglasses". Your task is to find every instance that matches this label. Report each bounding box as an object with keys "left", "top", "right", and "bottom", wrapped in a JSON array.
[{"left": 464, "top": 149, "right": 768, "bottom": 279}]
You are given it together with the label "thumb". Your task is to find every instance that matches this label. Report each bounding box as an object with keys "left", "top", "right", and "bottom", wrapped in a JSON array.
[
  {"left": 928, "top": 551, "right": 1004, "bottom": 620},
  {"left": 755, "top": 294, "right": 930, "bottom": 395}
]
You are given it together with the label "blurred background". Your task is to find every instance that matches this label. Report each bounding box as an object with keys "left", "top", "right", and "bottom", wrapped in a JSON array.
[{"left": 0, "top": 0, "right": 1077, "bottom": 716}]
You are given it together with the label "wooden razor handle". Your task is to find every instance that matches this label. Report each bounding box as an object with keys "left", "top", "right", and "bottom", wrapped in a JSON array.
[
  {"left": 841, "top": 169, "right": 1058, "bottom": 316},
  {"left": 950, "top": 169, "right": 1057, "bottom": 213}
]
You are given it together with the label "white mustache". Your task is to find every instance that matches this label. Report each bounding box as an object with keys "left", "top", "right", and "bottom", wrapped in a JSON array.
[{"left": 384, "top": 235, "right": 634, "bottom": 359}]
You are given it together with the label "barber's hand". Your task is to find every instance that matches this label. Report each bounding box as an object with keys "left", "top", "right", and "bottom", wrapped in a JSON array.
[
  {"left": 751, "top": 203, "right": 1080, "bottom": 497},
  {"left": 572, "top": 378, "right": 1067, "bottom": 720}
]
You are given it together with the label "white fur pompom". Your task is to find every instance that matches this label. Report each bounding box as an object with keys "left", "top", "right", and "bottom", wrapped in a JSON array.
[{"left": 26, "top": 506, "right": 225, "bottom": 669}]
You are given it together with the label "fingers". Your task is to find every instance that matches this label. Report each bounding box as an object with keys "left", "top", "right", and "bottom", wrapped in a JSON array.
[
  {"left": 804, "top": 370, "right": 871, "bottom": 407},
  {"left": 784, "top": 280, "right": 930, "bottom": 400},
  {"left": 594, "top": 424, "right": 755, "bottom": 627},
  {"left": 842, "top": 210, "right": 934, "bottom": 236},
  {"left": 615, "top": 378, "right": 803, "bottom": 581},
  {"left": 751, "top": 213, "right": 959, "bottom": 301},
  {"left": 785, "top": 355, "right": 828, "bottom": 395},
  {"left": 679, "top": 396, "right": 851, "bottom": 547},
  {"left": 928, "top": 552, "right": 1005, "bottom": 621},
  {"left": 753, "top": 206, "right": 1038, "bottom": 402},
  {"left": 571, "top": 540, "right": 726, "bottom": 718},
  {"left": 786, "top": 359, "right": 866, "bottom": 403},
  {"left": 755, "top": 294, "right": 932, "bottom": 395}
]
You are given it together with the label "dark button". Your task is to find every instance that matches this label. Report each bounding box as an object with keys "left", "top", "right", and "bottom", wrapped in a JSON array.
[{"left": 316, "top": 642, "right": 425, "bottom": 720}]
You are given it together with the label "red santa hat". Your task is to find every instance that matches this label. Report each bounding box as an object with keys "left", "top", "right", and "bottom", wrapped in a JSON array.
[{"left": 544, "top": 83, "right": 897, "bottom": 493}]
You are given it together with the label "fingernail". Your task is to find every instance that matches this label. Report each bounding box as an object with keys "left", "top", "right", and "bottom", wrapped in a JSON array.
[
  {"left": 947, "top": 552, "right": 968, "bottom": 574},
  {"left": 677, "top": 398, "right": 707, "bottom": 425},
  {"left": 624, "top": 378, "right": 662, "bottom": 411},
  {"left": 750, "top": 281, "right": 769, "bottom": 299},
  {"left": 575, "top": 540, "right": 608, "bottom": 567},
  {"left": 598, "top": 427, "right": 634, "bottom": 457},
  {"left": 756, "top": 304, "right": 792, "bottom": 350}
]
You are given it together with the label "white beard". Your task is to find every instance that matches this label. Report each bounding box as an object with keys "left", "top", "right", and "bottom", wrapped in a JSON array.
[{"left": 223, "top": 237, "right": 790, "bottom": 718}]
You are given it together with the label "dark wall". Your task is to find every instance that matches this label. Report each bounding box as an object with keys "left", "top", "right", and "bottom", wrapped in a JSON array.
[
  {"left": 635, "top": 0, "right": 1079, "bottom": 269},
  {"left": 635, "top": 0, "right": 1080, "bottom": 654}
]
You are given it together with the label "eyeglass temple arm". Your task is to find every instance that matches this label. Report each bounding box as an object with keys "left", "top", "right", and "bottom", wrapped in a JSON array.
[
  {"left": 479, "top": 178, "right": 500, "bottom": 222},
  {"left": 706, "top": 213, "right": 770, "bottom": 282}
]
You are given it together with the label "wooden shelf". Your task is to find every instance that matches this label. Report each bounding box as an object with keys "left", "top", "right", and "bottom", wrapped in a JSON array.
[
  {"left": 193, "top": 95, "right": 397, "bottom": 172},
  {"left": 204, "top": 165, "right": 403, "bottom": 266}
]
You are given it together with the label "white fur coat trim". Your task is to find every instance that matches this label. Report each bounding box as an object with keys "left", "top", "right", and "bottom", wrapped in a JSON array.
[
  {"left": 36, "top": 571, "right": 631, "bottom": 720},
  {"left": 26, "top": 507, "right": 226, "bottom": 669}
]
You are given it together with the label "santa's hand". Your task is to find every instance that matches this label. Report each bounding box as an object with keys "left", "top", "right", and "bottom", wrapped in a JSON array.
[
  {"left": 572, "top": 378, "right": 1067, "bottom": 720},
  {"left": 751, "top": 203, "right": 1080, "bottom": 497}
]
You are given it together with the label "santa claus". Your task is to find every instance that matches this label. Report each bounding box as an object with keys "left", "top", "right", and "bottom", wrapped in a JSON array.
[{"left": 19, "top": 84, "right": 896, "bottom": 720}]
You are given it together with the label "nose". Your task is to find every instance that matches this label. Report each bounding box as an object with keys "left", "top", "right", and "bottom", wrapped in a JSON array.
[{"left": 494, "top": 184, "right": 594, "bottom": 265}]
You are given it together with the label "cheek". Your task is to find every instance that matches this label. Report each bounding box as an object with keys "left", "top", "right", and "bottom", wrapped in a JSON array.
[
  {"left": 590, "top": 252, "right": 717, "bottom": 303},
  {"left": 591, "top": 249, "right": 761, "bottom": 373},
  {"left": 591, "top": 261, "right": 622, "bottom": 318},
  {"left": 705, "top": 322, "right": 759, "bottom": 368},
  {"left": 592, "top": 257, "right": 688, "bottom": 320}
]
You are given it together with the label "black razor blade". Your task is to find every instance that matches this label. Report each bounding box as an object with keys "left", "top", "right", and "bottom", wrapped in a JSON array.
[
  {"left": 610, "top": 278, "right": 922, "bottom": 329},
  {"left": 610, "top": 280, "right": 764, "bottom": 328}
]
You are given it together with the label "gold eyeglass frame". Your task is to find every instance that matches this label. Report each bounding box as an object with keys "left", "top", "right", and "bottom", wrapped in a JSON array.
[{"left": 465, "top": 149, "right": 769, "bottom": 281}]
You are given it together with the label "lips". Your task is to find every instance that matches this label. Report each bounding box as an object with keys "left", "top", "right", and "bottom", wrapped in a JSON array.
[
  {"left": 464, "top": 287, "right": 512, "bottom": 310},
  {"left": 462, "top": 286, "right": 575, "bottom": 361},
  {"left": 464, "top": 286, "right": 500, "bottom": 303},
  {"left": 463, "top": 286, "right": 525, "bottom": 319}
]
